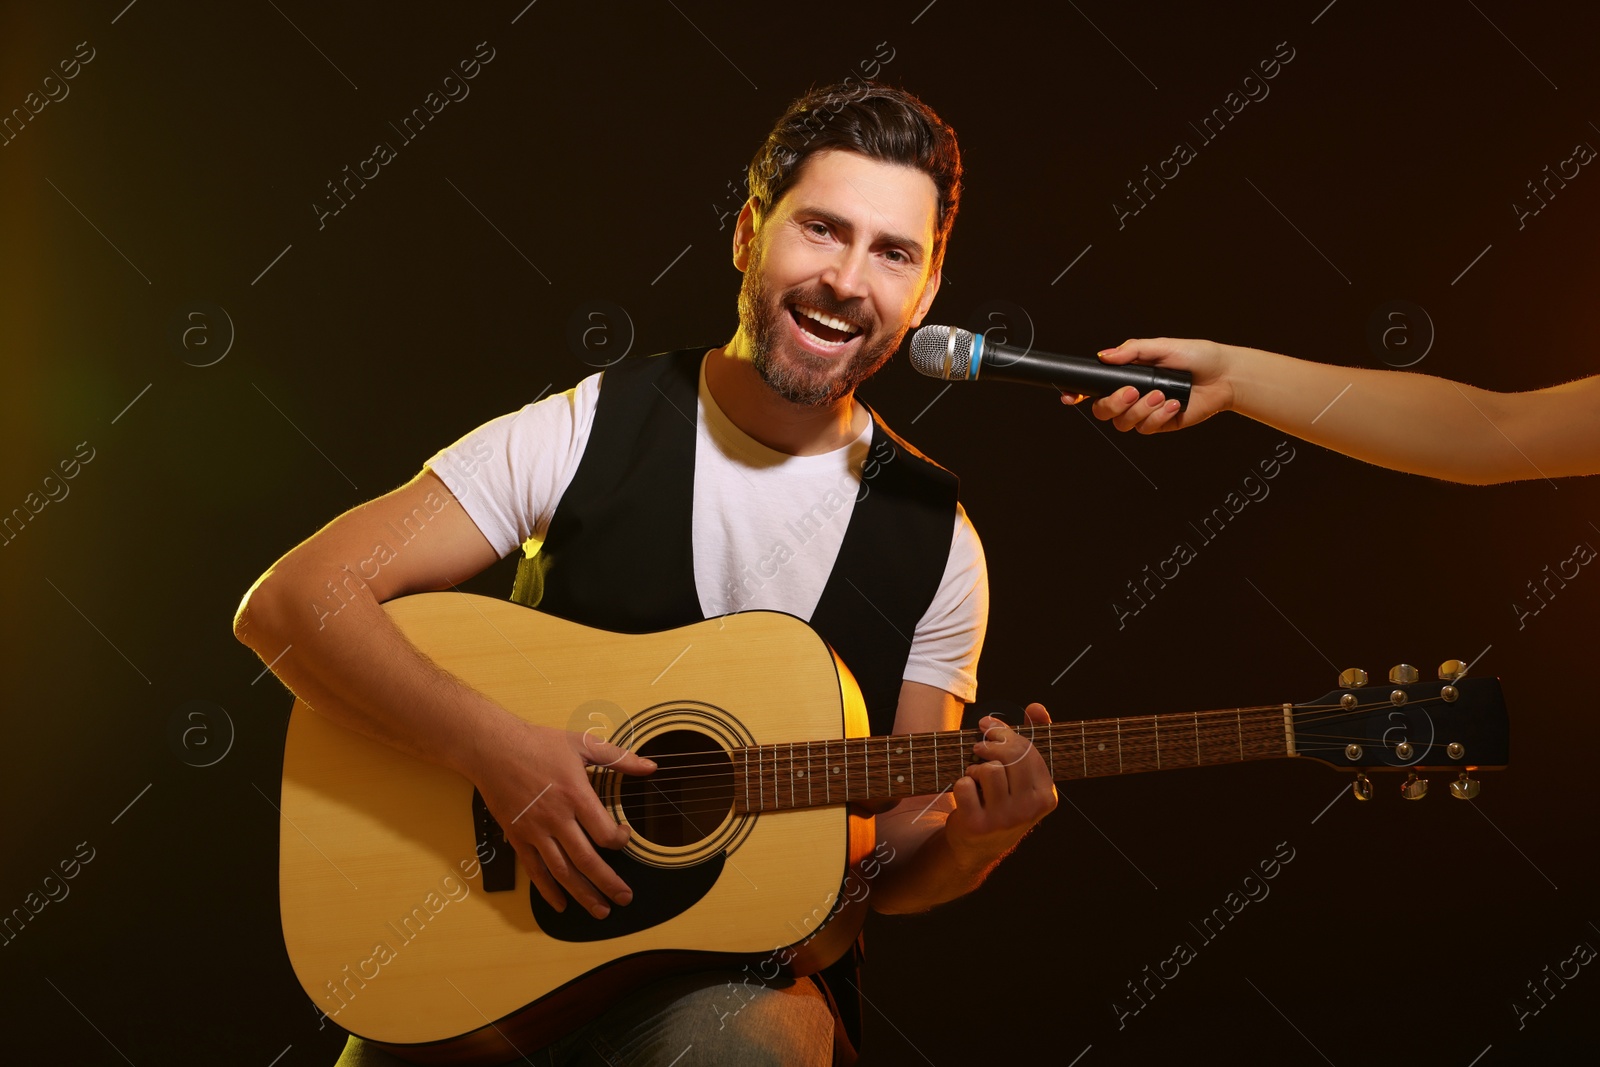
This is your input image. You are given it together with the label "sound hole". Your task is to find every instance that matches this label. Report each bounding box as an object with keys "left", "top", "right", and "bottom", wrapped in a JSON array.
[{"left": 620, "top": 730, "right": 734, "bottom": 848}]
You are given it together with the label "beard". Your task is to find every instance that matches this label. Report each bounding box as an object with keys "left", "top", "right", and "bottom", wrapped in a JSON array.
[{"left": 737, "top": 246, "right": 909, "bottom": 407}]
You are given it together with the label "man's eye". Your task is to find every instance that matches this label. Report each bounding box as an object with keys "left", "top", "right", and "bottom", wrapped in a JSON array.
[{"left": 806, "top": 222, "right": 829, "bottom": 236}]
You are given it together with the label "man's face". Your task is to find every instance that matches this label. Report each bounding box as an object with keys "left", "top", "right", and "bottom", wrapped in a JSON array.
[{"left": 734, "top": 149, "right": 943, "bottom": 407}]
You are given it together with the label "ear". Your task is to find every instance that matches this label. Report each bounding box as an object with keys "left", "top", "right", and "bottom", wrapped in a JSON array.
[
  {"left": 908, "top": 265, "right": 942, "bottom": 328},
  {"left": 732, "top": 198, "right": 761, "bottom": 271}
]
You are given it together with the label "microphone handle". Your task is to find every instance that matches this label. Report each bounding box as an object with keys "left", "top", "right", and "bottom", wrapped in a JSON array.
[{"left": 978, "top": 340, "right": 1192, "bottom": 408}]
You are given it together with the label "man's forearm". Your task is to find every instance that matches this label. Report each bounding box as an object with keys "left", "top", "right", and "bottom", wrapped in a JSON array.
[
  {"left": 868, "top": 818, "right": 998, "bottom": 915},
  {"left": 233, "top": 471, "right": 525, "bottom": 777},
  {"left": 233, "top": 562, "right": 509, "bottom": 778}
]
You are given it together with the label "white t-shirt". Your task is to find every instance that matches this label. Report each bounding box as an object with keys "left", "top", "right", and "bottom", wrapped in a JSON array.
[{"left": 427, "top": 357, "right": 987, "bottom": 703}]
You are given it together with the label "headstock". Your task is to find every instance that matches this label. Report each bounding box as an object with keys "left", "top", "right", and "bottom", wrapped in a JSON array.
[{"left": 1291, "top": 661, "right": 1509, "bottom": 801}]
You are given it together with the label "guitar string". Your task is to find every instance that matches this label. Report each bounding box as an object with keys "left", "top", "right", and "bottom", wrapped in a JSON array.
[
  {"left": 586, "top": 696, "right": 1462, "bottom": 777},
  {"left": 607, "top": 697, "right": 1466, "bottom": 777},
  {"left": 590, "top": 705, "right": 1462, "bottom": 808},
  {"left": 590, "top": 697, "right": 1475, "bottom": 817},
  {"left": 594, "top": 704, "right": 1360, "bottom": 773}
]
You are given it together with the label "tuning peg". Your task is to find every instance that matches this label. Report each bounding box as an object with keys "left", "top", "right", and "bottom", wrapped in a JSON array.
[
  {"left": 1339, "top": 668, "right": 1369, "bottom": 689},
  {"left": 1352, "top": 773, "right": 1374, "bottom": 801},
  {"left": 1401, "top": 772, "right": 1428, "bottom": 800},
  {"left": 1389, "top": 664, "right": 1420, "bottom": 685},
  {"left": 1449, "top": 773, "right": 1480, "bottom": 800},
  {"left": 1438, "top": 659, "right": 1468, "bottom": 682}
]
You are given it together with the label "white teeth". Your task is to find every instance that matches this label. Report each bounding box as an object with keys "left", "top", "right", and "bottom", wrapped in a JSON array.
[
  {"left": 795, "top": 304, "right": 861, "bottom": 336},
  {"left": 798, "top": 327, "right": 849, "bottom": 348}
]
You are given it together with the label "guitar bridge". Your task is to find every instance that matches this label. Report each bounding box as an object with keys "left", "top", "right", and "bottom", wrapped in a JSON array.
[{"left": 472, "top": 787, "right": 517, "bottom": 892}]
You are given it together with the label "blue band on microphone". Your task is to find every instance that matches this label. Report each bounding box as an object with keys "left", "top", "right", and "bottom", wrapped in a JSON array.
[{"left": 970, "top": 332, "right": 984, "bottom": 380}]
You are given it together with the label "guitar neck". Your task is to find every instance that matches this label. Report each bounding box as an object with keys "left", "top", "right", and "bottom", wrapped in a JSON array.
[{"left": 733, "top": 704, "right": 1294, "bottom": 813}]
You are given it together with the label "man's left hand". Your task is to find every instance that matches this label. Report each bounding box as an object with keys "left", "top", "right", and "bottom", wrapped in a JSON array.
[{"left": 946, "top": 702, "right": 1059, "bottom": 864}]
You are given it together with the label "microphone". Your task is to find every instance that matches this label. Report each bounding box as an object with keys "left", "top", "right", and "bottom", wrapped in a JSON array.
[{"left": 909, "top": 325, "right": 1192, "bottom": 408}]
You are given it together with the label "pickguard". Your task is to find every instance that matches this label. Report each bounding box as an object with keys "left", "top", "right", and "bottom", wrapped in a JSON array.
[{"left": 528, "top": 848, "right": 725, "bottom": 942}]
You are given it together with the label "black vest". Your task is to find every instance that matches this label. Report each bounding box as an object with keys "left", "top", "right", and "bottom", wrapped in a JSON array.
[
  {"left": 508, "top": 348, "right": 961, "bottom": 1058},
  {"left": 511, "top": 348, "right": 959, "bottom": 735}
]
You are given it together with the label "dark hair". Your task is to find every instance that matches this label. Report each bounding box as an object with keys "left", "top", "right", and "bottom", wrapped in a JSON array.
[{"left": 747, "top": 81, "right": 963, "bottom": 265}]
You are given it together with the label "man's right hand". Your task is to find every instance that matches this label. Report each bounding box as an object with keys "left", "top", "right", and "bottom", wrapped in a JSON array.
[{"left": 467, "top": 718, "right": 657, "bottom": 919}]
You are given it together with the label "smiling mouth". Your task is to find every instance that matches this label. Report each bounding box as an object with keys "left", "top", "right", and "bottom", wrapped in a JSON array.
[{"left": 789, "top": 303, "right": 863, "bottom": 348}]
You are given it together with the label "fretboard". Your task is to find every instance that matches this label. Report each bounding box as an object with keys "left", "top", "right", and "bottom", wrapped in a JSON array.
[{"left": 731, "top": 705, "right": 1294, "bottom": 813}]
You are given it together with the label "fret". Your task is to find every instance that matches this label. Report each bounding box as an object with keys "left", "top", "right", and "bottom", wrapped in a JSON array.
[
  {"left": 883, "top": 735, "right": 891, "bottom": 798},
  {"left": 866, "top": 737, "right": 873, "bottom": 799},
  {"left": 822, "top": 739, "right": 829, "bottom": 804},
  {"left": 1185, "top": 716, "right": 1204, "bottom": 767},
  {"left": 805, "top": 740, "right": 812, "bottom": 808},
  {"left": 1115, "top": 717, "right": 1123, "bottom": 774},
  {"left": 909, "top": 734, "right": 915, "bottom": 794},
  {"left": 1153, "top": 716, "right": 1161, "bottom": 769},
  {"left": 1236, "top": 709, "right": 1244, "bottom": 762},
  {"left": 930, "top": 732, "right": 938, "bottom": 794},
  {"left": 755, "top": 744, "right": 764, "bottom": 812},
  {"left": 1080, "top": 721, "right": 1088, "bottom": 780},
  {"left": 1045, "top": 723, "right": 1054, "bottom": 780}
]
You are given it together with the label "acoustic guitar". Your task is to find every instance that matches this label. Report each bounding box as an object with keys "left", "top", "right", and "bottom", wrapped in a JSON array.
[{"left": 278, "top": 592, "right": 1509, "bottom": 1064}]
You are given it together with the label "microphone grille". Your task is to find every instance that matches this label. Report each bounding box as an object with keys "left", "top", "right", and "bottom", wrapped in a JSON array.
[{"left": 909, "top": 325, "right": 976, "bottom": 381}]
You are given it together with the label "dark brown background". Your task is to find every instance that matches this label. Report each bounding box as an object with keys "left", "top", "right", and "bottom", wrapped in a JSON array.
[{"left": 2, "top": 1, "right": 1597, "bottom": 1063}]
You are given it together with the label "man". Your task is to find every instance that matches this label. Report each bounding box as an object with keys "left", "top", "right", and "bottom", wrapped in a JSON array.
[
  {"left": 1080, "top": 336, "right": 1600, "bottom": 484},
  {"left": 236, "top": 82, "right": 1057, "bottom": 1065}
]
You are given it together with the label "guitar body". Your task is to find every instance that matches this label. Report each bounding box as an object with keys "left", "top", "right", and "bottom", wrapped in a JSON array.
[{"left": 280, "top": 593, "right": 873, "bottom": 1063}]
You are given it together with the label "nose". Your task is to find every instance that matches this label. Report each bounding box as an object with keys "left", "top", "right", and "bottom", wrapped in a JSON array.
[{"left": 820, "top": 243, "right": 870, "bottom": 302}]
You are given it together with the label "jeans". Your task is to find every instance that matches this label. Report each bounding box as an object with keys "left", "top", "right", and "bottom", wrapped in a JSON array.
[{"left": 333, "top": 967, "right": 835, "bottom": 1066}]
